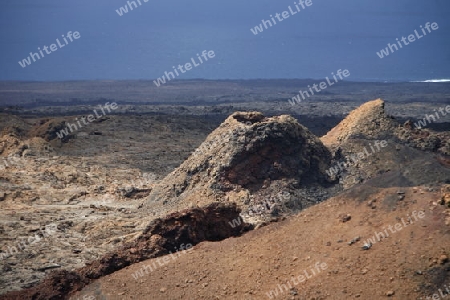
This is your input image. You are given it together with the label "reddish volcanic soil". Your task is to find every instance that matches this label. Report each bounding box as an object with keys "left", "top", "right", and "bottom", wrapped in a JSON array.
[{"left": 71, "top": 184, "right": 450, "bottom": 300}]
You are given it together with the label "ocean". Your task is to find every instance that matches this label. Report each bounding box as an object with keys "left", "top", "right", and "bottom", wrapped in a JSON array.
[{"left": 0, "top": 0, "right": 449, "bottom": 82}]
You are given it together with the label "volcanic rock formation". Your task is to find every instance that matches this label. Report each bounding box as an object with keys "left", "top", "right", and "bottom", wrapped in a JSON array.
[
  {"left": 320, "top": 99, "right": 450, "bottom": 189},
  {"left": 320, "top": 98, "right": 396, "bottom": 149},
  {"left": 0, "top": 202, "right": 250, "bottom": 300},
  {"left": 145, "top": 111, "right": 333, "bottom": 220}
]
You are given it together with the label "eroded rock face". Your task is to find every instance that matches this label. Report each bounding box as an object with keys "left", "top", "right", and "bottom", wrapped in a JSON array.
[
  {"left": 0, "top": 202, "right": 250, "bottom": 300},
  {"left": 144, "top": 111, "right": 333, "bottom": 217},
  {"left": 78, "top": 202, "right": 250, "bottom": 281}
]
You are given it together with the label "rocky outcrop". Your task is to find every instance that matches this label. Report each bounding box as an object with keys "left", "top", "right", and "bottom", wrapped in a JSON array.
[
  {"left": 320, "top": 99, "right": 396, "bottom": 148},
  {"left": 79, "top": 202, "right": 250, "bottom": 281},
  {"left": 320, "top": 99, "right": 450, "bottom": 190},
  {"left": 144, "top": 111, "right": 333, "bottom": 218},
  {"left": 395, "top": 120, "right": 450, "bottom": 156},
  {"left": 0, "top": 126, "right": 55, "bottom": 158},
  {"left": 0, "top": 202, "right": 250, "bottom": 300},
  {"left": 0, "top": 134, "right": 21, "bottom": 157},
  {"left": 321, "top": 98, "right": 449, "bottom": 155},
  {"left": 28, "top": 119, "right": 73, "bottom": 143}
]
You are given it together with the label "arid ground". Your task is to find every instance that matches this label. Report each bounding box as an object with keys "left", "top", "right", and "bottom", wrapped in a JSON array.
[{"left": 0, "top": 80, "right": 449, "bottom": 299}]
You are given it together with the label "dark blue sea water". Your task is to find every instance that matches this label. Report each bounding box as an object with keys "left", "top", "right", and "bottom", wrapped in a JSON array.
[{"left": 1, "top": 0, "right": 449, "bottom": 82}]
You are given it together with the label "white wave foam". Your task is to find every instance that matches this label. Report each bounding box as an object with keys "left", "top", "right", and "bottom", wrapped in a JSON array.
[{"left": 414, "top": 79, "right": 450, "bottom": 83}]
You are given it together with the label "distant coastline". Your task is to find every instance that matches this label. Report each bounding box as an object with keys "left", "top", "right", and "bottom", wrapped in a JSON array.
[{"left": 0, "top": 80, "right": 449, "bottom": 109}]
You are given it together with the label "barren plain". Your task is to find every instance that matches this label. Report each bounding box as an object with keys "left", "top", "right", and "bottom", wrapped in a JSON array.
[{"left": 0, "top": 80, "right": 449, "bottom": 299}]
